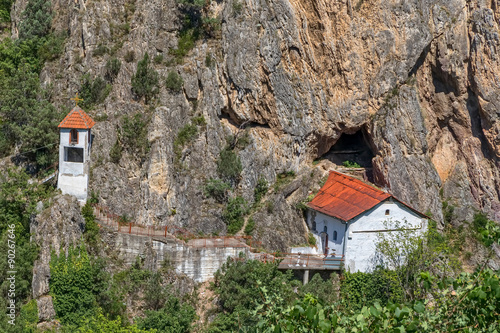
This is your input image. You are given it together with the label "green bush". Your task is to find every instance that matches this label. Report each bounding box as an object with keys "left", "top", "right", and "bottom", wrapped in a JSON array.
[
  {"left": 120, "top": 113, "right": 150, "bottom": 161},
  {"left": 308, "top": 232, "right": 316, "bottom": 246},
  {"left": 0, "top": 0, "right": 14, "bottom": 22},
  {"left": 244, "top": 217, "right": 255, "bottom": 235},
  {"left": 0, "top": 62, "right": 62, "bottom": 167},
  {"left": 92, "top": 43, "right": 108, "bottom": 57},
  {"left": 232, "top": 0, "right": 243, "bottom": 16},
  {"left": 169, "top": 29, "right": 198, "bottom": 62},
  {"left": 217, "top": 147, "right": 242, "bottom": 183},
  {"left": 223, "top": 196, "right": 247, "bottom": 234},
  {"left": 153, "top": 54, "right": 164, "bottom": 64},
  {"left": 165, "top": 70, "right": 184, "bottom": 92},
  {"left": 204, "top": 178, "right": 231, "bottom": 202},
  {"left": 82, "top": 202, "right": 99, "bottom": 251},
  {"left": 254, "top": 177, "right": 268, "bottom": 203},
  {"left": 192, "top": 115, "right": 206, "bottom": 126},
  {"left": 136, "top": 297, "right": 196, "bottom": 333},
  {"left": 342, "top": 160, "right": 361, "bottom": 168},
  {"left": 211, "top": 259, "right": 298, "bottom": 331},
  {"left": 131, "top": 52, "right": 159, "bottom": 104},
  {"left": 173, "top": 124, "right": 198, "bottom": 163},
  {"left": 50, "top": 245, "right": 107, "bottom": 326},
  {"left": 300, "top": 273, "right": 338, "bottom": 305},
  {"left": 341, "top": 269, "right": 404, "bottom": 311},
  {"left": 105, "top": 57, "right": 121, "bottom": 82},
  {"left": 79, "top": 74, "right": 111, "bottom": 110},
  {"left": 38, "top": 32, "right": 67, "bottom": 62},
  {"left": 175, "top": 124, "right": 198, "bottom": 147}
]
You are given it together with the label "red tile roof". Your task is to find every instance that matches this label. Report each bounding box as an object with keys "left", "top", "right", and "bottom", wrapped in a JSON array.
[
  {"left": 58, "top": 107, "right": 95, "bottom": 129},
  {"left": 308, "top": 170, "right": 391, "bottom": 221}
]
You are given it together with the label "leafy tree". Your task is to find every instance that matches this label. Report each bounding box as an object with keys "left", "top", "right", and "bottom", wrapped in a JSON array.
[
  {"left": 18, "top": 0, "right": 52, "bottom": 41},
  {"left": 136, "top": 297, "right": 196, "bottom": 333},
  {"left": 131, "top": 52, "right": 159, "bottom": 104},
  {"left": 120, "top": 113, "right": 150, "bottom": 161},
  {"left": 75, "top": 309, "right": 151, "bottom": 333},
  {"left": 79, "top": 74, "right": 112, "bottom": 110},
  {"left": 222, "top": 196, "right": 247, "bottom": 234},
  {"left": 216, "top": 147, "right": 242, "bottom": 183},
  {"left": 50, "top": 244, "right": 107, "bottom": 326},
  {"left": 105, "top": 57, "right": 122, "bottom": 82},
  {"left": 300, "top": 273, "right": 339, "bottom": 306},
  {"left": 203, "top": 178, "right": 230, "bottom": 202},
  {"left": 340, "top": 269, "right": 403, "bottom": 310},
  {"left": 0, "top": 169, "right": 53, "bottom": 332},
  {"left": 165, "top": 70, "right": 183, "bottom": 92},
  {"left": 250, "top": 269, "right": 500, "bottom": 332},
  {"left": 375, "top": 219, "right": 460, "bottom": 301},
  {"left": 253, "top": 177, "right": 268, "bottom": 204},
  {"left": 210, "top": 259, "right": 298, "bottom": 331},
  {"left": 82, "top": 201, "right": 100, "bottom": 252},
  {"left": 0, "top": 0, "right": 14, "bottom": 22},
  {"left": 0, "top": 63, "right": 62, "bottom": 167}
]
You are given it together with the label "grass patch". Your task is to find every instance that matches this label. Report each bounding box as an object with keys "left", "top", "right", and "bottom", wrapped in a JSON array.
[{"left": 273, "top": 171, "right": 296, "bottom": 191}]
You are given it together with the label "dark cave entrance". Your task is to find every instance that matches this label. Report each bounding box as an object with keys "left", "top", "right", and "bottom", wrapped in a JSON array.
[{"left": 320, "top": 130, "right": 374, "bottom": 181}]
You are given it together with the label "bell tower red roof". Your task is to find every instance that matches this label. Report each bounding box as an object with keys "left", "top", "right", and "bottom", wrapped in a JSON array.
[{"left": 58, "top": 107, "right": 95, "bottom": 129}]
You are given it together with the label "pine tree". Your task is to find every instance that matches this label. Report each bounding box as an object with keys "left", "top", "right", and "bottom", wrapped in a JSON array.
[
  {"left": 18, "top": 0, "right": 52, "bottom": 41},
  {"left": 131, "top": 52, "right": 159, "bottom": 104}
]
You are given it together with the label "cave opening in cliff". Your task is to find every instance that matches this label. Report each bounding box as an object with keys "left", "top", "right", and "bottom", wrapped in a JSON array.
[{"left": 321, "top": 130, "right": 374, "bottom": 181}]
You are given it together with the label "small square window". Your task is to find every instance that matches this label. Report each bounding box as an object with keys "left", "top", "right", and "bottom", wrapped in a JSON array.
[
  {"left": 385, "top": 209, "right": 390, "bottom": 216},
  {"left": 64, "top": 147, "right": 84, "bottom": 163}
]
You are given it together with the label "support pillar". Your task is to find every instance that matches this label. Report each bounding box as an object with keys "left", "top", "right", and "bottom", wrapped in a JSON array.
[{"left": 303, "top": 270, "right": 309, "bottom": 285}]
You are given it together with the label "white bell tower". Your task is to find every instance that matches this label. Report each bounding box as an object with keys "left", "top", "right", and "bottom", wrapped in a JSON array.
[{"left": 57, "top": 94, "right": 95, "bottom": 202}]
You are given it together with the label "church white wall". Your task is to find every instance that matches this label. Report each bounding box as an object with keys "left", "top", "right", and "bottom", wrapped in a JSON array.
[
  {"left": 344, "top": 201, "right": 427, "bottom": 273},
  {"left": 307, "top": 211, "right": 346, "bottom": 257},
  {"left": 57, "top": 128, "right": 91, "bottom": 202},
  {"left": 57, "top": 174, "right": 88, "bottom": 201}
]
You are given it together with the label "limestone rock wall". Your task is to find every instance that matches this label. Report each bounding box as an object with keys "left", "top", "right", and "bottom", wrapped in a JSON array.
[
  {"left": 30, "top": 195, "right": 84, "bottom": 321},
  {"left": 11, "top": 0, "right": 500, "bottom": 252}
]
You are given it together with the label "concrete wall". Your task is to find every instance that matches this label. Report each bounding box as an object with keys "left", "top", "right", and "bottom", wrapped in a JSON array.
[
  {"left": 113, "top": 233, "right": 255, "bottom": 283},
  {"left": 57, "top": 129, "right": 91, "bottom": 202},
  {"left": 344, "top": 200, "right": 427, "bottom": 272}
]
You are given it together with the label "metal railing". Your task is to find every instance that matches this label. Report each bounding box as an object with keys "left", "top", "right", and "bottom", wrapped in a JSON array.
[{"left": 92, "top": 204, "right": 261, "bottom": 248}]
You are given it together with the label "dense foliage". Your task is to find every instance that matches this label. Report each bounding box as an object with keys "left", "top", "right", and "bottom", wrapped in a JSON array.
[
  {"left": 251, "top": 268, "right": 500, "bottom": 332},
  {"left": 0, "top": 169, "right": 54, "bottom": 332},
  {"left": 0, "top": 0, "right": 65, "bottom": 169}
]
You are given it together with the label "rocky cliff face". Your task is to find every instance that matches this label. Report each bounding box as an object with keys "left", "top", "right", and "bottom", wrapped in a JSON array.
[
  {"left": 13, "top": 0, "right": 500, "bottom": 249},
  {"left": 30, "top": 195, "right": 84, "bottom": 322}
]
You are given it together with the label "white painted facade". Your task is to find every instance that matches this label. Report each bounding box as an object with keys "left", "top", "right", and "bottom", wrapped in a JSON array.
[
  {"left": 57, "top": 128, "right": 92, "bottom": 201},
  {"left": 306, "top": 199, "right": 427, "bottom": 272}
]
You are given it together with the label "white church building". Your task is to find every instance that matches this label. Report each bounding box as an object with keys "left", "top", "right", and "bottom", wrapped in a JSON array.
[
  {"left": 57, "top": 103, "right": 95, "bottom": 202},
  {"left": 305, "top": 170, "right": 428, "bottom": 272}
]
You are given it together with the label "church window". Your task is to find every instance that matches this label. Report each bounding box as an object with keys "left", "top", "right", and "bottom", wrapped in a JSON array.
[
  {"left": 312, "top": 220, "right": 316, "bottom": 231},
  {"left": 385, "top": 209, "right": 390, "bottom": 215},
  {"left": 333, "top": 230, "right": 338, "bottom": 241},
  {"left": 70, "top": 129, "right": 78, "bottom": 144}
]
